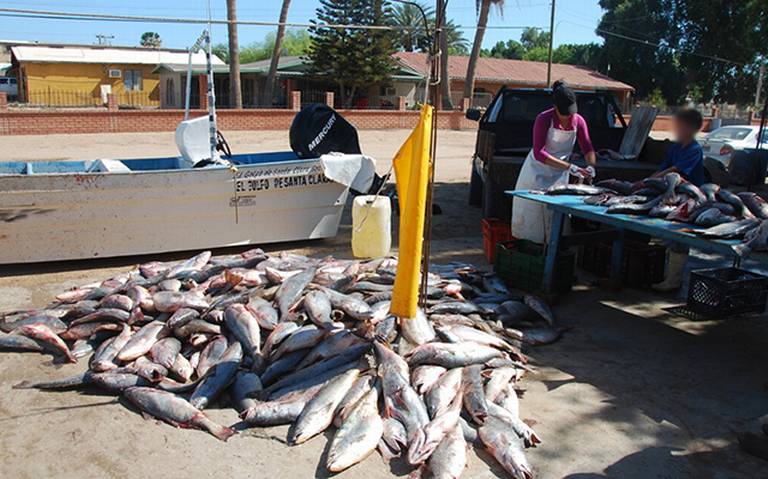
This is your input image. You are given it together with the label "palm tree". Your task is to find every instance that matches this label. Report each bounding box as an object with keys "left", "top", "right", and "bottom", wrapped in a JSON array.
[
  {"left": 226, "top": 0, "right": 242, "bottom": 108},
  {"left": 391, "top": 1, "right": 468, "bottom": 54},
  {"left": 263, "top": 0, "right": 291, "bottom": 107},
  {"left": 463, "top": 0, "right": 505, "bottom": 102}
]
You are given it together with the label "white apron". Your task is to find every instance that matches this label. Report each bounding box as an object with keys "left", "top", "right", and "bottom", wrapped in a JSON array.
[{"left": 511, "top": 120, "right": 577, "bottom": 244}]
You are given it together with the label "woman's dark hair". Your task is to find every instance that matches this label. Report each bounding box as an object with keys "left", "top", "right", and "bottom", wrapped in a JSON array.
[
  {"left": 674, "top": 108, "right": 703, "bottom": 131},
  {"left": 551, "top": 80, "right": 577, "bottom": 115}
]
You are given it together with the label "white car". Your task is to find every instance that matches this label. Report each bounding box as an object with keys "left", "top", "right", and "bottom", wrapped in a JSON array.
[{"left": 701, "top": 125, "right": 768, "bottom": 166}]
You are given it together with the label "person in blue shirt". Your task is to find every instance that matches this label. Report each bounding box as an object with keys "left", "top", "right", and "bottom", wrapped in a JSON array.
[
  {"left": 652, "top": 108, "right": 706, "bottom": 186},
  {"left": 651, "top": 108, "right": 705, "bottom": 292}
]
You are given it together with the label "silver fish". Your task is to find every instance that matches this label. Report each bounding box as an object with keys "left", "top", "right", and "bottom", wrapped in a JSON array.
[
  {"left": 123, "top": 386, "right": 234, "bottom": 441},
  {"left": 462, "top": 365, "right": 488, "bottom": 425},
  {"left": 149, "top": 337, "right": 182, "bottom": 369},
  {"left": 326, "top": 382, "right": 384, "bottom": 472},
  {"left": 189, "top": 341, "right": 242, "bottom": 410},
  {"left": 333, "top": 374, "right": 374, "bottom": 428},
  {"left": 275, "top": 268, "right": 316, "bottom": 319},
  {"left": 196, "top": 335, "right": 228, "bottom": 378},
  {"left": 91, "top": 323, "right": 132, "bottom": 371},
  {"left": 407, "top": 342, "right": 505, "bottom": 368},
  {"left": 303, "top": 290, "right": 334, "bottom": 328},
  {"left": 116, "top": 320, "right": 168, "bottom": 362},
  {"left": 425, "top": 367, "right": 463, "bottom": 419},
  {"left": 478, "top": 415, "right": 533, "bottom": 479},
  {"left": 291, "top": 367, "right": 360, "bottom": 444}
]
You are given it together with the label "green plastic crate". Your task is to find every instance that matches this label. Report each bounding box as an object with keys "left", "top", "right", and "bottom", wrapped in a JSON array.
[{"left": 494, "top": 239, "right": 575, "bottom": 293}]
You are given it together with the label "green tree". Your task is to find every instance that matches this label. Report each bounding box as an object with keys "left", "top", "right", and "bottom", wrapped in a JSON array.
[
  {"left": 519, "top": 27, "right": 549, "bottom": 51},
  {"left": 239, "top": 31, "right": 312, "bottom": 64},
  {"left": 140, "top": 32, "right": 162, "bottom": 48},
  {"left": 481, "top": 39, "right": 525, "bottom": 59},
  {"left": 597, "top": 0, "right": 766, "bottom": 104},
  {"left": 597, "top": 0, "right": 684, "bottom": 104},
  {"left": 212, "top": 43, "right": 229, "bottom": 63},
  {"left": 307, "top": 0, "right": 397, "bottom": 107},
  {"left": 522, "top": 46, "right": 549, "bottom": 62}
]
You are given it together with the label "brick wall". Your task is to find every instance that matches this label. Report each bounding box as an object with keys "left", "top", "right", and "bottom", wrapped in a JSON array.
[{"left": 0, "top": 107, "right": 477, "bottom": 136}]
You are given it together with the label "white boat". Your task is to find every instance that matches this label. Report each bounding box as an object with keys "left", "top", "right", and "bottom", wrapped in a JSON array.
[{"left": 0, "top": 152, "right": 353, "bottom": 264}]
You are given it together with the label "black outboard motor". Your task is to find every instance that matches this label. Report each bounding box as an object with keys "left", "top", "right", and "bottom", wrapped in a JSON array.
[
  {"left": 290, "top": 103, "right": 362, "bottom": 158},
  {"left": 290, "top": 103, "right": 387, "bottom": 195}
]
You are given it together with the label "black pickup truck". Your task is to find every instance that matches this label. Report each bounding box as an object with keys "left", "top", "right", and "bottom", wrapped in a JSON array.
[{"left": 466, "top": 87, "right": 671, "bottom": 220}]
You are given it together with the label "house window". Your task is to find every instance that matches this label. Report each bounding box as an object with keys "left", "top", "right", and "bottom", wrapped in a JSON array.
[{"left": 124, "top": 70, "right": 143, "bottom": 91}]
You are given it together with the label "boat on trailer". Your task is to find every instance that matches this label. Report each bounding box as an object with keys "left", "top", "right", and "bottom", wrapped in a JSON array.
[
  {"left": 0, "top": 28, "right": 373, "bottom": 265},
  {"left": 0, "top": 151, "right": 352, "bottom": 264}
]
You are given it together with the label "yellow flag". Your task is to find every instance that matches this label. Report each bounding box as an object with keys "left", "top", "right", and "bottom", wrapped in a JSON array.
[{"left": 390, "top": 104, "right": 433, "bottom": 319}]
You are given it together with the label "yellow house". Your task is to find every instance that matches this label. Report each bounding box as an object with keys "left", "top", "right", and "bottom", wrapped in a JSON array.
[{"left": 10, "top": 44, "right": 223, "bottom": 108}]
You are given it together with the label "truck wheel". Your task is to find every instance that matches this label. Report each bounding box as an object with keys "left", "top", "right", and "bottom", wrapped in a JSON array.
[{"left": 469, "top": 161, "right": 483, "bottom": 207}]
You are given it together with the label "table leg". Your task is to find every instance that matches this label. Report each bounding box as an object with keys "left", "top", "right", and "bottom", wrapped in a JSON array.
[
  {"left": 543, "top": 211, "right": 565, "bottom": 293},
  {"left": 611, "top": 228, "right": 625, "bottom": 282}
]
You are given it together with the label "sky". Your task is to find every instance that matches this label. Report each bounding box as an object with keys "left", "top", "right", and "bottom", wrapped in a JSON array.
[{"left": 0, "top": 0, "right": 605, "bottom": 51}]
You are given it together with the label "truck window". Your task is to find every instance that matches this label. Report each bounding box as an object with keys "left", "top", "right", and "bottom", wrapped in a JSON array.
[
  {"left": 0, "top": 79, "right": 7, "bottom": 85},
  {"left": 576, "top": 96, "right": 607, "bottom": 128},
  {"left": 500, "top": 94, "right": 552, "bottom": 122}
]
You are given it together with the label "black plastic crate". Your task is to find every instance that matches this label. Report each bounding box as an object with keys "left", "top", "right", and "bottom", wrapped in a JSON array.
[
  {"left": 687, "top": 267, "right": 768, "bottom": 317},
  {"left": 494, "top": 239, "right": 575, "bottom": 294},
  {"left": 579, "top": 239, "right": 665, "bottom": 287}
]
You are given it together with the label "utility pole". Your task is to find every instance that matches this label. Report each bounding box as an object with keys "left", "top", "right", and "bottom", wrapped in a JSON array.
[
  {"left": 545, "top": 0, "right": 556, "bottom": 87},
  {"left": 226, "top": 0, "right": 243, "bottom": 109},
  {"left": 95, "top": 34, "right": 114, "bottom": 46},
  {"left": 756, "top": 63, "right": 765, "bottom": 108}
]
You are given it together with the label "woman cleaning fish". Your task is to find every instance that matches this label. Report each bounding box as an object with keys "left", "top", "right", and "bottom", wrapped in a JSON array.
[{"left": 511, "top": 80, "right": 597, "bottom": 244}]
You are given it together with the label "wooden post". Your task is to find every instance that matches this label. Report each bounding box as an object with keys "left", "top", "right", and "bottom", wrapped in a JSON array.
[
  {"left": 325, "top": 91, "right": 335, "bottom": 108},
  {"left": 397, "top": 96, "right": 407, "bottom": 111},
  {"left": 0, "top": 92, "right": 7, "bottom": 110}
]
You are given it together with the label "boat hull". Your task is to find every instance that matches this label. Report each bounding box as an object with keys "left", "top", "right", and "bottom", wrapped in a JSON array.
[{"left": 0, "top": 155, "right": 348, "bottom": 264}]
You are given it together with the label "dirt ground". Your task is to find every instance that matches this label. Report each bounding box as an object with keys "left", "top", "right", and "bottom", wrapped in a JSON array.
[{"left": 1, "top": 129, "right": 767, "bottom": 478}]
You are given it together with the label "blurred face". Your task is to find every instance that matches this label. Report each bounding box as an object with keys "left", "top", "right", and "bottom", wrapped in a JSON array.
[{"left": 673, "top": 117, "right": 696, "bottom": 142}]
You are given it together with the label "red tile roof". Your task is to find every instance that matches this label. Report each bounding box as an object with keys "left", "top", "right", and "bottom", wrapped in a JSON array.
[{"left": 394, "top": 51, "right": 634, "bottom": 92}]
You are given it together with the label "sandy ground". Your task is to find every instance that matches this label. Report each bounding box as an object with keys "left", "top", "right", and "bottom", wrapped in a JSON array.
[{"left": 1, "top": 130, "right": 767, "bottom": 478}]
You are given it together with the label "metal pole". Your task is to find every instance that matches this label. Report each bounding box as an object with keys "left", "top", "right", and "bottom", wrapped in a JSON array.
[
  {"left": 546, "top": 0, "right": 556, "bottom": 86},
  {"left": 206, "top": 33, "right": 218, "bottom": 162},
  {"left": 419, "top": 0, "right": 444, "bottom": 308},
  {"left": 184, "top": 48, "right": 193, "bottom": 119}
]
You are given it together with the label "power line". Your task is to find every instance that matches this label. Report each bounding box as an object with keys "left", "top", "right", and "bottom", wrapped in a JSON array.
[
  {"left": 595, "top": 27, "right": 745, "bottom": 66},
  {"left": 560, "top": 19, "right": 745, "bottom": 66},
  {"left": 0, "top": 7, "right": 542, "bottom": 31}
]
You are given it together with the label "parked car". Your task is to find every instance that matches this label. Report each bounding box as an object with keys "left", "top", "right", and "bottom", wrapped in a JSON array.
[
  {"left": 465, "top": 87, "right": 670, "bottom": 220},
  {"left": 0, "top": 76, "right": 18, "bottom": 100},
  {"left": 700, "top": 125, "right": 768, "bottom": 166}
]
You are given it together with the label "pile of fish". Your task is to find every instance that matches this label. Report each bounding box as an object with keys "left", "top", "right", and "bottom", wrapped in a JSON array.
[
  {"left": 0, "top": 249, "right": 562, "bottom": 478},
  {"left": 542, "top": 173, "right": 768, "bottom": 257}
]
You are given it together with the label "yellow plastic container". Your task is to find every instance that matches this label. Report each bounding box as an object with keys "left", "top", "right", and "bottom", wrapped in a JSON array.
[{"left": 352, "top": 195, "right": 391, "bottom": 258}]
